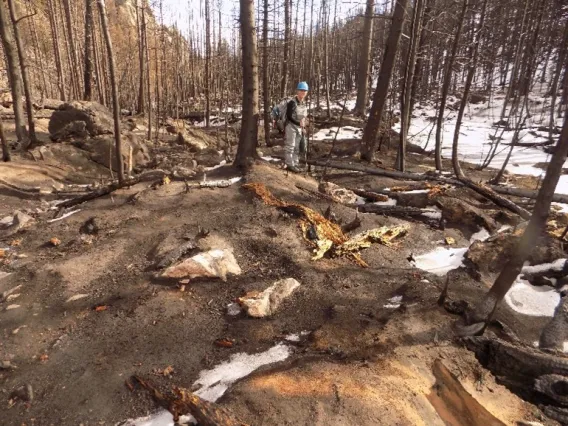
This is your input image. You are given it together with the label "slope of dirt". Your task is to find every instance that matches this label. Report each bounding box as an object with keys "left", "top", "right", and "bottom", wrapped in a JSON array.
[{"left": 0, "top": 159, "right": 562, "bottom": 426}]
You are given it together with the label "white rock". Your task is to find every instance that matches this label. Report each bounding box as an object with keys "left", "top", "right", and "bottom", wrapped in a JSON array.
[
  {"left": 6, "top": 304, "right": 21, "bottom": 310},
  {"left": 226, "top": 303, "right": 242, "bottom": 316},
  {"left": 66, "top": 294, "right": 89, "bottom": 303},
  {"left": 239, "top": 278, "right": 301, "bottom": 318},
  {"left": 161, "top": 249, "right": 241, "bottom": 281}
]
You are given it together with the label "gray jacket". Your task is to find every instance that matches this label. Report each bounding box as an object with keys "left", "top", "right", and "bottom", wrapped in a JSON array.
[{"left": 285, "top": 97, "right": 307, "bottom": 130}]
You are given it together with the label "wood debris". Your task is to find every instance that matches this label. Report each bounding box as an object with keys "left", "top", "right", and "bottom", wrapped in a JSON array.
[{"left": 244, "top": 183, "right": 408, "bottom": 267}]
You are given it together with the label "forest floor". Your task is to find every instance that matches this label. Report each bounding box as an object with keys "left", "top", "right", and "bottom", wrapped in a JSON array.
[{"left": 0, "top": 106, "right": 567, "bottom": 426}]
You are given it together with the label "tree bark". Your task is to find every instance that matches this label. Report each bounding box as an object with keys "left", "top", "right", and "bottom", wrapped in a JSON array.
[
  {"left": 323, "top": 0, "right": 331, "bottom": 119},
  {"left": 361, "top": 0, "right": 408, "bottom": 162},
  {"left": 354, "top": 0, "right": 374, "bottom": 116},
  {"left": 205, "top": 0, "right": 211, "bottom": 128},
  {"left": 452, "top": 0, "right": 487, "bottom": 179},
  {"left": 63, "top": 0, "right": 81, "bottom": 98},
  {"left": 134, "top": 0, "right": 144, "bottom": 112},
  {"left": 0, "top": 0, "right": 26, "bottom": 143},
  {"left": 398, "top": 0, "right": 424, "bottom": 172},
  {"left": 262, "top": 0, "right": 270, "bottom": 146},
  {"left": 84, "top": 0, "right": 94, "bottom": 100},
  {"left": 7, "top": 0, "right": 37, "bottom": 148},
  {"left": 235, "top": 0, "right": 259, "bottom": 167},
  {"left": 47, "top": 0, "right": 66, "bottom": 101},
  {"left": 434, "top": 0, "right": 469, "bottom": 172},
  {"left": 548, "top": 23, "right": 568, "bottom": 142},
  {"left": 466, "top": 101, "right": 568, "bottom": 328},
  {"left": 97, "top": 0, "right": 125, "bottom": 184},
  {"left": 281, "top": 0, "right": 291, "bottom": 98}
]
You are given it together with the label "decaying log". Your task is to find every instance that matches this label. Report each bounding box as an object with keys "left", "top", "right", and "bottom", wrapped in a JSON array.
[
  {"left": 307, "top": 160, "right": 535, "bottom": 219},
  {"left": 348, "top": 188, "right": 389, "bottom": 202},
  {"left": 427, "top": 359, "right": 506, "bottom": 426},
  {"left": 352, "top": 204, "right": 437, "bottom": 217},
  {"left": 132, "top": 376, "right": 246, "bottom": 425},
  {"left": 535, "top": 374, "right": 568, "bottom": 406},
  {"left": 490, "top": 185, "right": 568, "bottom": 204}
]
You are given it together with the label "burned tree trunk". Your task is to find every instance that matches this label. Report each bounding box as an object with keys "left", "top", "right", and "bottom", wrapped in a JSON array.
[
  {"left": 281, "top": 0, "right": 291, "bottom": 98},
  {"left": 354, "top": 0, "right": 374, "bottom": 116},
  {"left": 84, "top": 0, "right": 94, "bottom": 100},
  {"left": 7, "top": 0, "right": 37, "bottom": 148},
  {"left": 97, "top": 0, "right": 125, "bottom": 184},
  {"left": 47, "top": 0, "right": 66, "bottom": 101},
  {"left": 434, "top": 0, "right": 469, "bottom": 172},
  {"left": 361, "top": 0, "right": 408, "bottom": 162},
  {"left": 235, "top": 0, "right": 259, "bottom": 167},
  {"left": 452, "top": 0, "right": 487, "bottom": 178},
  {"left": 262, "top": 0, "right": 270, "bottom": 146},
  {"left": 0, "top": 0, "right": 26, "bottom": 144},
  {"left": 205, "top": 0, "right": 211, "bottom": 128}
]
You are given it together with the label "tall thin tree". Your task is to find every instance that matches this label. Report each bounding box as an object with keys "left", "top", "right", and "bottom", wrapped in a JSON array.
[
  {"left": 84, "top": 0, "right": 94, "bottom": 100},
  {"left": 97, "top": 0, "right": 125, "bottom": 184},
  {"left": 354, "top": 0, "right": 375, "bottom": 116},
  {"left": 361, "top": 0, "right": 408, "bottom": 162}
]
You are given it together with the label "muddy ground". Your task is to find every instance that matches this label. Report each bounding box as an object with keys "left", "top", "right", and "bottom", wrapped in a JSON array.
[{"left": 0, "top": 117, "right": 565, "bottom": 425}]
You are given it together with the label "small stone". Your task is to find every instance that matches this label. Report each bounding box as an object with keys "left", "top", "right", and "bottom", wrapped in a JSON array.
[
  {"left": 0, "top": 360, "right": 15, "bottom": 370},
  {"left": 6, "top": 304, "right": 21, "bottom": 310},
  {"left": 227, "top": 303, "right": 242, "bottom": 316},
  {"left": 238, "top": 278, "right": 301, "bottom": 318},
  {"left": 161, "top": 249, "right": 241, "bottom": 281},
  {"left": 66, "top": 294, "right": 89, "bottom": 303},
  {"left": 6, "top": 293, "right": 20, "bottom": 302}
]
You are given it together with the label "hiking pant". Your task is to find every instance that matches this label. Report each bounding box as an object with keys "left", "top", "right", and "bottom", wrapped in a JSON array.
[{"left": 285, "top": 123, "right": 302, "bottom": 167}]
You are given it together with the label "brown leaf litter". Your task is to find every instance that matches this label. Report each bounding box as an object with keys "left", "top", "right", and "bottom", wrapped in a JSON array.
[{"left": 244, "top": 182, "right": 408, "bottom": 267}]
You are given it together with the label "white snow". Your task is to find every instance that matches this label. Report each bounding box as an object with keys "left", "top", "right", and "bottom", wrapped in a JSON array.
[
  {"left": 412, "top": 247, "right": 468, "bottom": 276},
  {"left": 203, "top": 160, "right": 227, "bottom": 171},
  {"left": 261, "top": 156, "right": 280, "bottom": 162},
  {"left": 521, "top": 258, "right": 567, "bottom": 274},
  {"left": 123, "top": 343, "right": 292, "bottom": 426},
  {"left": 226, "top": 302, "right": 242, "bottom": 316},
  {"left": 372, "top": 197, "right": 397, "bottom": 206},
  {"left": 383, "top": 295, "right": 403, "bottom": 309},
  {"left": 421, "top": 209, "right": 442, "bottom": 220},
  {"left": 285, "top": 331, "right": 310, "bottom": 342},
  {"left": 565, "top": 342, "right": 568, "bottom": 353},
  {"left": 47, "top": 209, "right": 81, "bottom": 223},
  {"left": 504, "top": 279, "right": 560, "bottom": 317},
  {"left": 470, "top": 228, "right": 490, "bottom": 242},
  {"left": 312, "top": 126, "right": 363, "bottom": 141}
]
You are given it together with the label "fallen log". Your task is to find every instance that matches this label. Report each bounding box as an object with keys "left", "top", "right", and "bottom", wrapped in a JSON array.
[
  {"left": 348, "top": 188, "right": 389, "bottom": 202},
  {"left": 351, "top": 204, "right": 437, "bottom": 217},
  {"left": 307, "top": 160, "right": 534, "bottom": 219}
]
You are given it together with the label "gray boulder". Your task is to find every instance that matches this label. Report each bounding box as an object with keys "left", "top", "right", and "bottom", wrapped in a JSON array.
[
  {"left": 49, "top": 101, "right": 114, "bottom": 141},
  {"left": 74, "top": 133, "right": 150, "bottom": 172}
]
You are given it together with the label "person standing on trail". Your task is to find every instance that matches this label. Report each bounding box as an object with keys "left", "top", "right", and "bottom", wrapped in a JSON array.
[{"left": 285, "top": 82, "right": 309, "bottom": 173}]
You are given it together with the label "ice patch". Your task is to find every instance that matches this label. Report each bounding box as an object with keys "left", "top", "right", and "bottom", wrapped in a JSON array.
[
  {"left": 261, "top": 156, "right": 280, "bottom": 162},
  {"left": 504, "top": 279, "right": 560, "bottom": 317},
  {"left": 383, "top": 295, "right": 403, "bottom": 309},
  {"left": 413, "top": 247, "right": 468, "bottom": 276},
  {"left": 124, "top": 343, "right": 291, "bottom": 425}
]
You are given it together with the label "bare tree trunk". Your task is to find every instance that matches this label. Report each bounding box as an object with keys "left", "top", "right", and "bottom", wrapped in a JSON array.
[
  {"left": 0, "top": 115, "right": 10, "bottom": 162},
  {"left": 47, "top": 0, "right": 66, "bottom": 100},
  {"left": 144, "top": 3, "right": 152, "bottom": 140},
  {"left": 7, "top": 0, "right": 37, "bottom": 148},
  {"left": 135, "top": 0, "right": 144, "bottom": 113},
  {"left": 205, "top": 0, "right": 211, "bottom": 128},
  {"left": 354, "top": 0, "right": 374, "bottom": 116},
  {"left": 397, "top": 0, "right": 424, "bottom": 171},
  {"left": 280, "top": 0, "right": 290, "bottom": 98},
  {"left": 63, "top": 0, "right": 82, "bottom": 98},
  {"left": 235, "top": 0, "right": 259, "bottom": 167},
  {"left": 434, "top": 0, "right": 469, "bottom": 172},
  {"left": 84, "top": 0, "right": 94, "bottom": 100},
  {"left": 0, "top": 0, "right": 26, "bottom": 143},
  {"left": 466, "top": 106, "right": 568, "bottom": 329},
  {"left": 549, "top": 23, "right": 568, "bottom": 141},
  {"left": 452, "top": 0, "right": 487, "bottom": 179},
  {"left": 323, "top": 0, "right": 331, "bottom": 119},
  {"left": 97, "top": 0, "right": 125, "bottom": 184},
  {"left": 361, "top": 0, "right": 408, "bottom": 162},
  {"left": 262, "top": 0, "right": 270, "bottom": 146}
]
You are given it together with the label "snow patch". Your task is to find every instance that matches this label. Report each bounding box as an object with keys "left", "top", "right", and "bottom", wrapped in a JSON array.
[
  {"left": 470, "top": 228, "right": 490, "bottom": 243},
  {"left": 413, "top": 247, "right": 468, "bottom": 276},
  {"left": 383, "top": 295, "right": 403, "bottom": 309},
  {"left": 123, "top": 343, "right": 291, "bottom": 425},
  {"left": 522, "top": 258, "right": 567, "bottom": 274},
  {"left": 373, "top": 198, "right": 397, "bottom": 206},
  {"left": 285, "top": 331, "right": 310, "bottom": 342},
  {"left": 504, "top": 280, "right": 560, "bottom": 317}
]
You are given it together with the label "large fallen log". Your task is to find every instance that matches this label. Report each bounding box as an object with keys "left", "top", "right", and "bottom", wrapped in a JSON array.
[
  {"left": 308, "top": 159, "right": 568, "bottom": 204},
  {"left": 351, "top": 204, "right": 437, "bottom": 218},
  {"left": 307, "top": 160, "right": 538, "bottom": 219}
]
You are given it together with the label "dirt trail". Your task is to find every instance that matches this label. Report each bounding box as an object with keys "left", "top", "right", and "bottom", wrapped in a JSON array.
[{"left": 0, "top": 158, "right": 562, "bottom": 425}]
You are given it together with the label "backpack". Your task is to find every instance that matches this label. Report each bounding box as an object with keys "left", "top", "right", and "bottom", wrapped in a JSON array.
[{"left": 271, "top": 97, "right": 293, "bottom": 133}]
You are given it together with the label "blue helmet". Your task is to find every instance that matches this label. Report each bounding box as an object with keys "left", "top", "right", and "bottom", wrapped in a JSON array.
[{"left": 297, "top": 81, "right": 309, "bottom": 91}]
